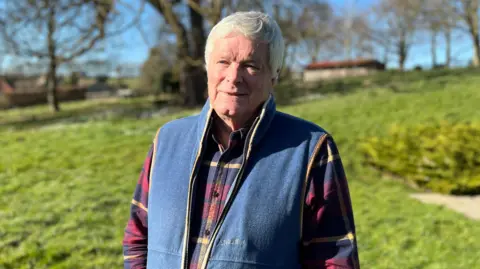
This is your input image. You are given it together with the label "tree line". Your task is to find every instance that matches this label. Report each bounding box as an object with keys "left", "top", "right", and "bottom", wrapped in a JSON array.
[{"left": 1, "top": 0, "right": 479, "bottom": 111}]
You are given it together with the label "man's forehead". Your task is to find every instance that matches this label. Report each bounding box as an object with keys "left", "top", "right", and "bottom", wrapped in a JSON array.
[
  {"left": 228, "top": 33, "right": 267, "bottom": 45},
  {"left": 214, "top": 35, "right": 268, "bottom": 58}
]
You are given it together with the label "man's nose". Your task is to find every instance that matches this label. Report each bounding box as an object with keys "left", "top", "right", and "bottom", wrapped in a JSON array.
[{"left": 226, "top": 64, "right": 242, "bottom": 84}]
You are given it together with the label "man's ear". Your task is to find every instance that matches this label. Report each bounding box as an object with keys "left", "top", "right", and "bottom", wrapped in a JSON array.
[
  {"left": 271, "top": 77, "right": 277, "bottom": 86},
  {"left": 271, "top": 69, "right": 280, "bottom": 86}
]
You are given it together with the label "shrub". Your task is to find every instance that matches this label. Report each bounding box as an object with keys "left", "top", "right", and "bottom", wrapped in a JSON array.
[{"left": 360, "top": 121, "right": 480, "bottom": 195}]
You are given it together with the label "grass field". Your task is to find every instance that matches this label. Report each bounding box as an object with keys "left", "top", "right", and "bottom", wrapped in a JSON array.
[
  {"left": 0, "top": 93, "right": 180, "bottom": 131},
  {"left": 1, "top": 68, "right": 480, "bottom": 268}
]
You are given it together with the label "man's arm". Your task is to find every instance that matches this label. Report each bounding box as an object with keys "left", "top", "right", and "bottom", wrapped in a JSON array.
[
  {"left": 123, "top": 145, "right": 153, "bottom": 269},
  {"left": 301, "top": 135, "right": 360, "bottom": 269}
]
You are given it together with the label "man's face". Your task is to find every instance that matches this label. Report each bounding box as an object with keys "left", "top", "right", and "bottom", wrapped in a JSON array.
[{"left": 207, "top": 33, "right": 273, "bottom": 123}]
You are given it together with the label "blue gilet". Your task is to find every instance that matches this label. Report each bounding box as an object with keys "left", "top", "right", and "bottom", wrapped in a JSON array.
[{"left": 147, "top": 96, "right": 327, "bottom": 269}]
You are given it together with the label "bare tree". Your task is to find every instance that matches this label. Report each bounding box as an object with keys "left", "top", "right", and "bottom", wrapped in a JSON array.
[
  {"left": 146, "top": 0, "right": 226, "bottom": 107},
  {"left": 373, "top": 0, "right": 423, "bottom": 70},
  {"left": 296, "top": 1, "right": 337, "bottom": 62},
  {"left": 272, "top": 3, "right": 298, "bottom": 74},
  {"left": 269, "top": 1, "right": 307, "bottom": 77},
  {"left": 333, "top": 13, "right": 376, "bottom": 60},
  {"left": 0, "top": 0, "right": 142, "bottom": 112},
  {"left": 420, "top": 0, "right": 460, "bottom": 67},
  {"left": 437, "top": 0, "right": 456, "bottom": 67},
  {"left": 421, "top": 0, "right": 443, "bottom": 67},
  {"left": 454, "top": 0, "right": 480, "bottom": 66},
  {"left": 342, "top": 0, "right": 356, "bottom": 60},
  {"left": 148, "top": 0, "right": 344, "bottom": 104},
  {"left": 443, "top": 8, "right": 455, "bottom": 67}
]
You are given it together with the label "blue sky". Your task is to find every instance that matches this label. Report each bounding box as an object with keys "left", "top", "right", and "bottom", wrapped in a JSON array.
[
  {"left": 115, "top": 0, "right": 474, "bottom": 71},
  {"left": 1, "top": 0, "right": 475, "bottom": 74}
]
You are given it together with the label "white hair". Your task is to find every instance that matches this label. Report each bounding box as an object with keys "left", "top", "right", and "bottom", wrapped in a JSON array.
[{"left": 205, "top": 11, "right": 285, "bottom": 81}]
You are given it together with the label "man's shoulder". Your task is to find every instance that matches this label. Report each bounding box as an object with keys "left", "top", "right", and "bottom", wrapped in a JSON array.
[
  {"left": 154, "top": 113, "right": 201, "bottom": 140},
  {"left": 162, "top": 113, "right": 200, "bottom": 130},
  {"left": 273, "top": 111, "right": 329, "bottom": 136}
]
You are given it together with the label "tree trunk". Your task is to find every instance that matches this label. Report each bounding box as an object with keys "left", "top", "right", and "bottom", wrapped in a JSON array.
[
  {"left": 187, "top": 0, "right": 207, "bottom": 106},
  {"left": 444, "top": 28, "right": 451, "bottom": 67},
  {"left": 176, "top": 31, "right": 193, "bottom": 107},
  {"left": 344, "top": 35, "right": 352, "bottom": 61},
  {"left": 148, "top": 0, "right": 206, "bottom": 107},
  {"left": 47, "top": 4, "right": 59, "bottom": 112},
  {"left": 472, "top": 34, "right": 480, "bottom": 67},
  {"left": 431, "top": 30, "right": 437, "bottom": 67},
  {"left": 383, "top": 44, "right": 389, "bottom": 66},
  {"left": 210, "top": 0, "right": 223, "bottom": 25},
  {"left": 174, "top": 25, "right": 205, "bottom": 107},
  {"left": 398, "top": 40, "right": 406, "bottom": 71},
  {"left": 398, "top": 29, "right": 407, "bottom": 71},
  {"left": 47, "top": 59, "right": 59, "bottom": 112},
  {"left": 465, "top": 1, "right": 480, "bottom": 66}
]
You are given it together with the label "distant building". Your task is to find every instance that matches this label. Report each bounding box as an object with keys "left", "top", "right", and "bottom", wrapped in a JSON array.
[
  {"left": 0, "top": 74, "right": 48, "bottom": 93},
  {"left": 303, "top": 59, "right": 386, "bottom": 82},
  {"left": 86, "top": 81, "right": 117, "bottom": 99},
  {"left": 0, "top": 74, "right": 87, "bottom": 108},
  {"left": 0, "top": 78, "right": 15, "bottom": 94}
]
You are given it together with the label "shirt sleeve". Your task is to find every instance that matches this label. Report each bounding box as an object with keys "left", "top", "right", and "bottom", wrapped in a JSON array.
[
  {"left": 122, "top": 145, "right": 153, "bottom": 269},
  {"left": 300, "top": 135, "right": 360, "bottom": 269}
]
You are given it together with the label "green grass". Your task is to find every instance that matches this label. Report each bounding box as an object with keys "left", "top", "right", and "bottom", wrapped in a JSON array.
[
  {"left": 0, "top": 93, "right": 178, "bottom": 131},
  {"left": 1, "top": 68, "right": 480, "bottom": 268}
]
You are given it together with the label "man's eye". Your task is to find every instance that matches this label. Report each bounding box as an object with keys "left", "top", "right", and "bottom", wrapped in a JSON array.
[
  {"left": 218, "top": 60, "right": 229, "bottom": 64},
  {"left": 245, "top": 64, "right": 259, "bottom": 70}
]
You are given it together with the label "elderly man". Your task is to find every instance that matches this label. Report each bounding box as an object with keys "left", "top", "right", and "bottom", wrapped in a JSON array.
[{"left": 123, "top": 11, "right": 359, "bottom": 269}]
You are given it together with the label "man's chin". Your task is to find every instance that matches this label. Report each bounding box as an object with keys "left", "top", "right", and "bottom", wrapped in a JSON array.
[{"left": 215, "top": 106, "right": 243, "bottom": 118}]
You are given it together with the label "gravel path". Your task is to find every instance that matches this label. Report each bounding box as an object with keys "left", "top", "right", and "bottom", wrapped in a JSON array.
[{"left": 410, "top": 193, "right": 480, "bottom": 220}]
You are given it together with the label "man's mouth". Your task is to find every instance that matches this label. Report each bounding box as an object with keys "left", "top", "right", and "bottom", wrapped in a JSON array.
[{"left": 223, "top": 92, "right": 247, "bottom": 97}]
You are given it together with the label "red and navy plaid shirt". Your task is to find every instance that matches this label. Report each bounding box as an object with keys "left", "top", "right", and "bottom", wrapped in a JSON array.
[{"left": 123, "top": 122, "right": 359, "bottom": 269}]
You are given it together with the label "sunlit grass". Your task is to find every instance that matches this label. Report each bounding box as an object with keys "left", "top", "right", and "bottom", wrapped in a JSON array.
[{"left": 1, "top": 69, "right": 480, "bottom": 268}]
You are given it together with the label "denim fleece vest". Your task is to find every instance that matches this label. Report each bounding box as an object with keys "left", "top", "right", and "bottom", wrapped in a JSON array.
[{"left": 147, "top": 96, "right": 327, "bottom": 269}]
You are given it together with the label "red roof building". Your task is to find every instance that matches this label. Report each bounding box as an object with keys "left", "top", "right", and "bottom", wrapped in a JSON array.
[
  {"left": 305, "top": 59, "right": 385, "bottom": 70},
  {"left": 0, "top": 78, "right": 15, "bottom": 94},
  {"left": 303, "top": 58, "right": 385, "bottom": 82}
]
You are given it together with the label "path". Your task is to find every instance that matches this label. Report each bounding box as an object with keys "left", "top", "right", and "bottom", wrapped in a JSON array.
[{"left": 410, "top": 193, "right": 480, "bottom": 220}]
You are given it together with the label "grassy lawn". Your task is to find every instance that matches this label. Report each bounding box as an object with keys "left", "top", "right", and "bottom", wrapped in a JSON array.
[
  {"left": 1, "top": 69, "right": 480, "bottom": 268},
  {"left": 0, "top": 93, "right": 179, "bottom": 131}
]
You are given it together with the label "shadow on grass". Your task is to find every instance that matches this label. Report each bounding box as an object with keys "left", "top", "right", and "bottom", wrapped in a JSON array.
[{"left": 0, "top": 100, "right": 180, "bottom": 131}]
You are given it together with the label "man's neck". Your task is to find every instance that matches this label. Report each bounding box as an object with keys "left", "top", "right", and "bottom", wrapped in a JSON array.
[{"left": 212, "top": 112, "right": 257, "bottom": 149}]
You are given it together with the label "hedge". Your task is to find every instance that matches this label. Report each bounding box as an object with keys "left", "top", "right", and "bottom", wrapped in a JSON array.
[{"left": 360, "top": 121, "right": 480, "bottom": 195}]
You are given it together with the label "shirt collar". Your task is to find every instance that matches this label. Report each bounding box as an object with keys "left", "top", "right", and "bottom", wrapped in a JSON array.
[{"left": 211, "top": 112, "right": 254, "bottom": 152}]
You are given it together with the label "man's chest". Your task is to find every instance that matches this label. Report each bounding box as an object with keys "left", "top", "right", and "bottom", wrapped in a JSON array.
[{"left": 189, "top": 135, "right": 246, "bottom": 238}]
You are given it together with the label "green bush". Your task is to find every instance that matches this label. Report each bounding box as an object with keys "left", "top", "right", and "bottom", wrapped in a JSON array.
[{"left": 361, "top": 121, "right": 480, "bottom": 195}]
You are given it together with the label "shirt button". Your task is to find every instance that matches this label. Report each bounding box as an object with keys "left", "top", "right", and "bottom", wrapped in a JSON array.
[
  {"left": 213, "top": 191, "right": 220, "bottom": 198},
  {"left": 205, "top": 229, "right": 211, "bottom": 236}
]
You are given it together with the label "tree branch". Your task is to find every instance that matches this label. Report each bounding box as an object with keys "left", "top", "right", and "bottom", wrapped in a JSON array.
[{"left": 104, "top": 0, "right": 145, "bottom": 36}]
